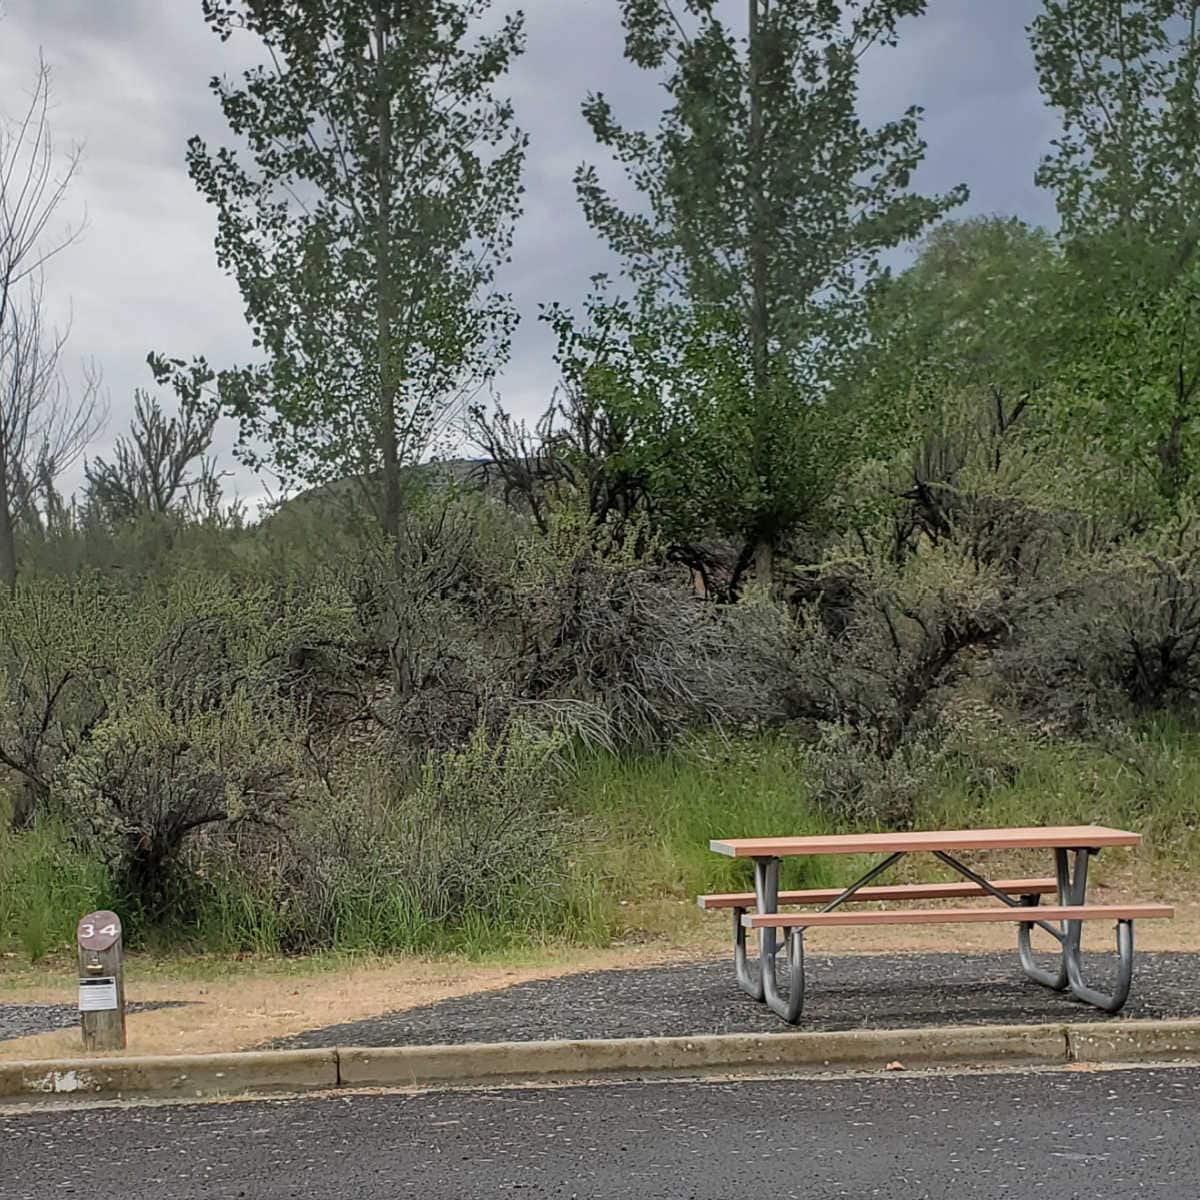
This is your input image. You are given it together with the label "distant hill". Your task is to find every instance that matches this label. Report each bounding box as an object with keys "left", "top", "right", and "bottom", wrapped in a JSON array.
[{"left": 259, "top": 457, "right": 497, "bottom": 529}]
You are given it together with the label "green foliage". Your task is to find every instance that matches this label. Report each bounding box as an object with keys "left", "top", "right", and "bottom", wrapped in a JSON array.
[
  {"left": 858, "top": 217, "right": 1061, "bottom": 438},
  {"left": 61, "top": 687, "right": 308, "bottom": 923},
  {"left": 1030, "top": 1, "right": 1200, "bottom": 518},
  {"left": 1032, "top": 0, "right": 1200, "bottom": 247},
  {"left": 176, "top": 721, "right": 612, "bottom": 956},
  {"left": 0, "top": 574, "right": 121, "bottom": 826},
  {"left": 164, "top": 0, "right": 527, "bottom": 536},
  {"left": 542, "top": 292, "right": 855, "bottom": 583},
  {"left": 0, "top": 808, "right": 115, "bottom": 961},
  {"left": 1044, "top": 257, "right": 1200, "bottom": 515},
  {"left": 562, "top": 736, "right": 836, "bottom": 899},
  {"left": 574, "top": 0, "right": 966, "bottom": 583},
  {"left": 579, "top": 1, "right": 960, "bottom": 322},
  {"left": 914, "top": 711, "right": 1200, "bottom": 868}
]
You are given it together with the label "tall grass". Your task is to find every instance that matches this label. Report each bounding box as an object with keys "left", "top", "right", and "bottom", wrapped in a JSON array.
[
  {"left": 917, "top": 717, "right": 1200, "bottom": 867},
  {"left": 226, "top": 868, "right": 611, "bottom": 959},
  {"left": 563, "top": 735, "right": 839, "bottom": 898},
  {"left": 3, "top": 719, "right": 1195, "bottom": 965},
  {"left": 0, "top": 812, "right": 116, "bottom": 962}
]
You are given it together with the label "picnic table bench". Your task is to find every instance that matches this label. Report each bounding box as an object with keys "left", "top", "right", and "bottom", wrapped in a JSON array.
[{"left": 698, "top": 825, "right": 1173, "bottom": 1024}]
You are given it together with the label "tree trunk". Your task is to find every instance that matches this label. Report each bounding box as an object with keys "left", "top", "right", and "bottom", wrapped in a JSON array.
[
  {"left": 375, "top": 7, "right": 402, "bottom": 543},
  {"left": 9, "top": 777, "right": 38, "bottom": 831},
  {"left": 0, "top": 421, "right": 17, "bottom": 588},
  {"left": 753, "top": 537, "right": 774, "bottom": 589},
  {"left": 747, "top": 0, "right": 775, "bottom": 593},
  {"left": 747, "top": 0, "right": 770, "bottom": 399}
]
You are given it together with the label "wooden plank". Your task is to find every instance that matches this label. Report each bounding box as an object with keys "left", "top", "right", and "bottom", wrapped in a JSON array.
[
  {"left": 76, "top": 910, "right": 126, "bottom": 1052},
  {"left": 710, "top": 825, "right": 1141, "bottom": 858},
  {"left": 743, "top": 903, "right": 1175, "bottom": 929},
  {"left": 696, "top": 878, "right": 1058, "bottom": 910}
]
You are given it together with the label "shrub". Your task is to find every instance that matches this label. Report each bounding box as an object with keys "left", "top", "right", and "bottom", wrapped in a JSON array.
[
  {"left": 178, "top": 720, "right": 611, "bottom": 954},
  {"left": 0, "top": 575, "right": 120, "bottom": 828},
  {"left": 60, "top": 688, "right": 309, "bottom": 922},
  {"left": 999, "top": 520, "right": 1200, "bottom": 729},
  {"left": 805, "top": 721, "right": 949, "bottom": 829}
]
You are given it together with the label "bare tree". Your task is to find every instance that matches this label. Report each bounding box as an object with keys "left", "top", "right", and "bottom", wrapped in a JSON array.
[
  {"left": 85, "top": 390, "right": 220, "bottom": 522},
  {"left": 3, "top": 274, "right": 104, "bottom": 526},
  {"left": 0, "top": 50, "right": 102, "bottom": 583}
]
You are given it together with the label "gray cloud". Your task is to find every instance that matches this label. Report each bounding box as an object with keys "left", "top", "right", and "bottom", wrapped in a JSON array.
[{"left": 0, "top": 0, "right": 1057, "bottom": 509}]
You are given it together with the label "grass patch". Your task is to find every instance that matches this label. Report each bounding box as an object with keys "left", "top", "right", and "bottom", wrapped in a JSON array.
[
  {"left": 563, "top": 735, "right": 840, "bottom": 900},
  {"left": 915, "top": 717, "right": 1200, "bottom": 868},
  {"left": 4, "top": 719, "right": 1197, "bottom": 969},
  {"left": 0, "top": 813, "right": 117, "bottom": 964}
]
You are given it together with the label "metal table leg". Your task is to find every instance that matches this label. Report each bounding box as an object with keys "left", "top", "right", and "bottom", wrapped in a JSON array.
[
  {"left": 931, "top": 848, "right": 1072, "bottom": 990},
  {"left": 733, "top": 905, "right": 763, "bottom": 1001},
  {"left": 1057, "top": 847, "right": 1135, "bottom": 1012},
  {"left": 1016, "top": 847, "right": 1071, "bottom": 991},
  {"left": 745, "top": 852, "right": 906, "bottom": 1020},
  {"left": 763, "top": 926, "right": 806, "bottom": 1023},
  {"left": 1017, "top": 894, "right": 1069, "bottom": 990},
  {"left": 751, "top": 856, "right": 780, "bottom": 1004}
]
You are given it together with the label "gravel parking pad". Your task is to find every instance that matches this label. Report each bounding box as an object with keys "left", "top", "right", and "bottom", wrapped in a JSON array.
[{"left": 274, "top": 951, "right": 1200, "bottom": 1049}]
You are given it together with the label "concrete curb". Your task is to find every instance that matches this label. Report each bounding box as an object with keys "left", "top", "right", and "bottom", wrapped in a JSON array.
[
  {"left": 0, "top": 1049, "right": 338, "bottom": 1102},
  {"left": 338, "top": 1023, "right": 1067, "bottom": 1089},
  {"left": 2, "top": 1020, "right": 1198, "bottom": 1104},
  {"left": 1068, "top": 1019, "right": 1200, "bottom": 1064}
]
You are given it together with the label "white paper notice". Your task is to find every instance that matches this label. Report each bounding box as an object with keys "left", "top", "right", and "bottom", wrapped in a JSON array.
[{"left": 78, "top": 977, "right": 119, "bottom": 1012}]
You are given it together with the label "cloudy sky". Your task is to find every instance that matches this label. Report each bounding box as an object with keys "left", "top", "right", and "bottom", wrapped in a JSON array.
[{"left": 0, "top": 0, "right": 1059, "bottom": 509}]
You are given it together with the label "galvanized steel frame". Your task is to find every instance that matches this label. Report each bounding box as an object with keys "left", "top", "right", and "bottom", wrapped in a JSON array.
[{"left": 733, "top": 843, "right": 1137, "bottom": 1023}]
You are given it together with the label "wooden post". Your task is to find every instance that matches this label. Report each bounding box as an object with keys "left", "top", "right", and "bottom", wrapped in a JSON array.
[{"left": 76, "top": 910, "right": 126, "bottom": 1052}]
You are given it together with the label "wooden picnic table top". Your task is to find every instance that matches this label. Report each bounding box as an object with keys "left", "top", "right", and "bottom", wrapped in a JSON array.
[{"left": 709, "top": 825, "right": 1141, "bottom": 858}]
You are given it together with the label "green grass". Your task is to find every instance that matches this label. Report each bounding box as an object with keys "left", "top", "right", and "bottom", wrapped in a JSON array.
[
  {"left": 562, "top": 735, "right": 841, "bottom": 899},
  {"left": 147, "top": 861, "right": 614, "bottom": 962},
  {"left": 0, "top": 814, "right": 117, "bottom": 964},
  {"left": 914, "top": 716, "right": 1200, "bottom": 868},
  {"left": 3, "top": 718, "right": 1197, "bottom": 969}
]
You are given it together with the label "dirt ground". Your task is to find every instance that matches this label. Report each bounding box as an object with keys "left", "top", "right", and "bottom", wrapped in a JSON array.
[{"left": 3, "top": 886, "right": 1198, "bottom": 1063}]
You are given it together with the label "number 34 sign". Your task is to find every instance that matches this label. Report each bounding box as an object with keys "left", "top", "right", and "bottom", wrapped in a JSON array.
[{"left": 77, "top": 911, "right": 122, "bottom": 952}]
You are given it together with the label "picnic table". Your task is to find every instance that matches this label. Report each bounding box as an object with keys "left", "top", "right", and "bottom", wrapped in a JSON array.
[{"left": 698, "top": 825, "right": 1174, "bottom": 1024}]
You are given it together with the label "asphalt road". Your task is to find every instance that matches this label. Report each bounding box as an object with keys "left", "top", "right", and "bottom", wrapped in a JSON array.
[{"left": 4, "top": 1067, "right": 1198, "bottom": 1199}]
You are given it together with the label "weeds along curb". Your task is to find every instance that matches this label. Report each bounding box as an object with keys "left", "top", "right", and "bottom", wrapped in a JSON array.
[{"left": 2, "top": 1020, "right": 1199, "bottom": 1104}]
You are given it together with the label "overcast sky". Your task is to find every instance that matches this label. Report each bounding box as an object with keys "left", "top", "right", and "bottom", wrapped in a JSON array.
[{"left": 0, "top": 0, "right": 1058, "bottom": 510}]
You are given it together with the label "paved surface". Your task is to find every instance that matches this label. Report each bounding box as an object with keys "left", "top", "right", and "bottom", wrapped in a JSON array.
[
  {"left": 276, "top": 952, "right": 1200, "bottom": 1048},
  {"left": 0, "top": 1002, "right": 186, "bottom": 1043},
  {"left": 4, "top": 1067, "right": 1199, "bottom": 1198}
]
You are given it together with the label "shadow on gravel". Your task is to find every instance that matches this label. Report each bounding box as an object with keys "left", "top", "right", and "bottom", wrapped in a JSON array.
[
  {"left": 0, "top": 1001, "right": 191, "bottom": 1043},
  {"left": 271, "top": 951, "right": 1200, "bottom": 1050}
]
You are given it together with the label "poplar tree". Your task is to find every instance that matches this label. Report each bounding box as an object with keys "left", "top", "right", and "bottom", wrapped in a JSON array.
[
  {"left": 165, "top": 1, "right": 526, "bottom": 537},
  {"left": 577, "top": 0, "right": 965, "bottom": 585}
]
